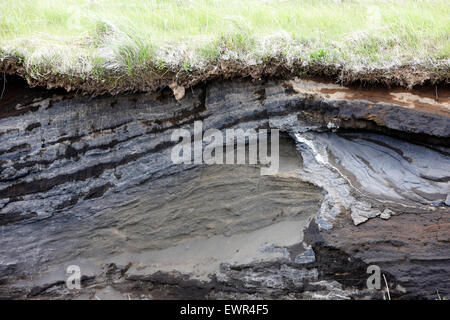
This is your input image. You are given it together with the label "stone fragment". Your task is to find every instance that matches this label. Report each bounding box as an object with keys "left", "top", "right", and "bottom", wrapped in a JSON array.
[
  {"left": 169, "top": 82, "right": 185, "bottom": 100},
  {"left": 380, "top": 209, "right": 394, "bottom": 220},
  {"left": 295, "top": 247, "right": 316, "bottom": 264}
]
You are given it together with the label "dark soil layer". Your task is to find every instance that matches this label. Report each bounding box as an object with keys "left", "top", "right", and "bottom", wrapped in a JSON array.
[
  {"left": 1, "top": 56, "right": 449, "bottom": 96},
  {"left": 0, "top": 75, "right": 448, "bottom": 300}
]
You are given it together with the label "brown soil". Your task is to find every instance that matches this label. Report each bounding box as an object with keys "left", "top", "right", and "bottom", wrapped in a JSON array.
[{"left": 1, "top": 56, "right": 449, "bottom": 96}]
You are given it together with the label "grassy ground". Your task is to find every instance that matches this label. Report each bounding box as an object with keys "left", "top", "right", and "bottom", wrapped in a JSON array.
[{"left": 0, "top": 0, "right": 449, "bottom": 93}]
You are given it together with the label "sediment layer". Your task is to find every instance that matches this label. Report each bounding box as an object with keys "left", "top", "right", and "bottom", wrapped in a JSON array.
[{"left": 0, "top": 77, "right": 448, "bottom": 299}]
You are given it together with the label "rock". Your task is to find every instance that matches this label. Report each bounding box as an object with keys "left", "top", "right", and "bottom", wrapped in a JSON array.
[
  {"left": 294, "top": 247, "right": 316, "bottom": 264},
  {"left": 169, "top": 82, "right": 185, "bottom": 100},
  {"left": 380, "top": 209, "right": 393, "bottom": 220},
  {"left": 351, "top": 205, "right": 381, "bottom": 225}
]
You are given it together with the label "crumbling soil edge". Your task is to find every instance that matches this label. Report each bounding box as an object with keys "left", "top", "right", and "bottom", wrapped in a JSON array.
[{"left": 1, "top": 56, "right": 449, "bottom": 96}]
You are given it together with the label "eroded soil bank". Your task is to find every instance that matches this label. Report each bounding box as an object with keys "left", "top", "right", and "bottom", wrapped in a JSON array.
[{"left": 0, "top": 76, "right": 448, "bottom": 299}]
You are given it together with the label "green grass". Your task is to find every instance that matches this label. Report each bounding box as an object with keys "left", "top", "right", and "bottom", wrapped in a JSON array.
[{"left": 0, "top": 0, "right": 449, "bottom": 90}]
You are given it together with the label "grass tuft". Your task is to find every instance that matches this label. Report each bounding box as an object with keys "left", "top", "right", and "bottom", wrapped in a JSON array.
[{"left": 0, "top": 0, "right": 448, "bottom": 92}]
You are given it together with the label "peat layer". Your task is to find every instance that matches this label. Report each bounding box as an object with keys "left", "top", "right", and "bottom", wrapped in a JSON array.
[{"left": 1, "top": 56, "right": 449, "bottom": 96}]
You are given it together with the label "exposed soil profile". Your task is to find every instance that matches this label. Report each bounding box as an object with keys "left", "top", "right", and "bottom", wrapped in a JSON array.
[{"left": 0, "top": 75, "right": 448, "bottom": 300}]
